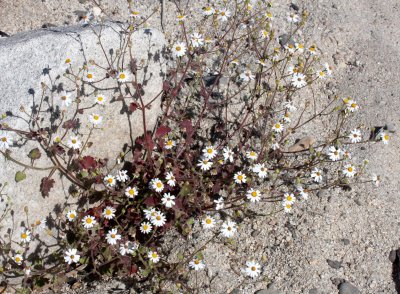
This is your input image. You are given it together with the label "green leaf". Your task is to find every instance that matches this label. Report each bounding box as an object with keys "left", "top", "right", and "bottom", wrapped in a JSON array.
[
  {"left": 28, "top": 148, "right": 41, "bottom": 160},
  {"left": 15, "top": 171, "right": 26, "bottom": 183}
]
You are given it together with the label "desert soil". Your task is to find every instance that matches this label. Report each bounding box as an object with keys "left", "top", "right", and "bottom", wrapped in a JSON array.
[{"left": 1, "top": 0, "right": 399, "bottom": 293}]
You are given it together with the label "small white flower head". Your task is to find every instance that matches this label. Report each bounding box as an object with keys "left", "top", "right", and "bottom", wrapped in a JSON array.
[
  {"left": 106, "top": 228, "right": 121, "bottom": 245},
  {"left": 308, "top": 45, "right": 318, "bottom": 55},
  {"left": 151, "top": 212, "right": 167, "bottom": 227},
  {"left": 223, "top": 147, "right": 234, "bottom": 162},
  {"left": 221, "top": 220, "right": 237, "bottom": 238},
  {"left": 119, "top": 241, "right": 139, "bottom": 256},
  {"left": 349, "top": 129, "right": 362, "bottom": 143},
  {"left": 381, "top": 132, "right": 390, "bottom": 145},
  {"left": 240, "top": 69, "right": 255, "bottom": 82},
  {"left": 117, "top": 71, "right": 130, "bottom": 83},
  {"left": 202, "top": 6, "right": 215, "bottom": 16},
  {"left": 203, "top": 145, "right": 218, "bottom": 159},
  {"left": 144, "top": 207, "right": 158, "bottom": 220},
  {"left": 257, "top": 59, "right": 267, "bottom": 67},
  {"left": 116, "top": 170, "right": 129, "bottom": 183},
  {"left": 164, "top": 139, "right": 176, "bottom": 149},
  {"left": 85, "top": 71, "right": 95, "bottom": 82},
  {"left": 148, "top": 251, "right": 160, "bottom": 263},
  {"left": 345, "top": 99, "right": 359, "bottom": 112},
  {"left": 217, "top": 9, "right": 231, "bottom": 22},
  {"left": 202, "top": 215, "right": 216, "bottom": 229},
  {"left": 64, "top": 248, "right": 80, "bottom": 265},
  {"left": 247, "top": 188, "right": 261, "bottom": 202},
  {"left": 162, "top": 193, "right": 176, "bottom": 208},
  {"left": 234, "top": 171, "right": 247, "bottom": 184},
  {"left": 80, "top": 11, "right": 93, "bottom": 24},
  {"left": 282, "top": 201, "right": 293, "bottom": 213},
  {"left": 295, "top": 43, "right": 305, "bottom": 53},
  {"left": 324, "top": 62, "right": 333, "bottom": 76},
  {"left": 260, "top": 30, "right": 269, "bottom": 39},
  {"left": 94, "top": 94, "right": 107, "bottom": 105},
  {"left": 291, "top": 73, "right": 307, "bottom": 88},
  {"left": 271, "top": 142, "right": 280, "bottom": 151},
  {"left": 198, "top": 158, "right": 213, "bottom": 171},
  {"left": 165, "top": 171, "right": 176, "bottom": 187},
  {"left": 66, "top": 210, "right": 77, "bottom": 222},
  {"left": 130, "top": 10, "right": 140, "bottom": 18},
  {"left": 252, "top": 163, "right": 268, "bottom": 179},
  {"left": 176, "top": 14, "right": 186, "bottom": 22},
  {"left": 140, "top": 221, "right": 153, "bottom": 234},
  {"left": 125, "top": 186, "right": 138, "bottom": 198},
  {"left": 82, "top": 215, "right": 97, "bottom": 229},
  {"left": 284, "top": 193, "right": 296, "bottom": 205},
  {"left": 246, "top": 150, "right": 258, "bottom": 161},
  {"left": 13, "top": 254, "right": 23, "bottom": 265},
  {"left": 272, "top": 122, "right": 284, "bottom": 133},
  {"left": 311, "top": 168, "right": 323, "bottom": 183},
  {"left": 265, "top": 11, "right": 273, "bottom": 20},
  {"left": 103, "top": 206, "right": 116, "bottom": 220},
  {"left": 172, "top": 42, "right": 187, "bottom": 58},
  {"left": 61, "top": 57, "right": 72, "bottom": 70},
  {"left": 282, "top": 111, "right": 291, "bottom": 123},
  {"left": 316, "top": 69, "right": 326, "bottom": 80},
  {"left": 67, "top": 136, "right": 82, "bottom": 149},
  {"left": 104, "top": 175, "right": 116, "bottom": 187},
  {"left": 327, "top": 146, "right": 342, "bottom": 161},
  {"left": 283, "top": 101, "right": 297, "bottom": 112},
  {"left": 285, "top": 43, "right": 296, "bottom": 54},
  {"left": 189, "top": 258, "right": 205, "bottom": 270},
  {"left": 59, "top": 91, "right": 72, "bottom": 107},
  {"left": 297, "top": 186, "right": 309, "bottom": 200},
  {"left": 244, "top": 260, "right": 261, "bottom": 278},
  {"left": 151, "top": 178, "right": 164, "bottom": 192},
  {"left": 343, "top": 164, "right": 356, "bottom": 178},
  {"left": 33, "top": 218, "right": 47, "bottom": 232},
  {"left": 287, "top": 13, "right": 300, "bottom": 23},
  {"left": 372, "top": 174, "right": 381, "bottom": 187},
  {"left": 89, "top": 113, "right": 102, "bottom": 125},
  {"left": 20, "top": 230, "right": 31, "bottom": 244},
  {"left": 214, "top": 197, "right": 224, "bottom": 210},
  {"left": 0, "top": 132, "right": 12, "bottom": 149},
  {"left": 191, "top": 33, "right": 204, "bottom": 47},
  {"left": 24, "top": 266, "right": 31, "bottom": 276},
  {"left": 342, "top": 149, "right": 352, "bottom": 159}
]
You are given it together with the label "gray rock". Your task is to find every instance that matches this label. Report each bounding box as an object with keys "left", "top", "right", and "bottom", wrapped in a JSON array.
[
  {"left": 338, "top": 282, "right": 361, "bottom": 294},
  {"left": 255, "top": 289, "right": 283, "bottom": 294},
  {"left": 309, "top": 289, "right": 319, "bottom": 294},
  {"left": 342, "top": 238, "right": 350, "bottom": 245},
  {"left": 327, "top": 259, "right": 342, "bottom": 269},
  {"left": 389, "top": 249, "right": 397, "bottom": 263}
]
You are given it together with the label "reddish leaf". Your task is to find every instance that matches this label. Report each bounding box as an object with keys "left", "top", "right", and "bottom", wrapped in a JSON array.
[
  {"left": 155, "top": 125, "right": 171, "bottom": 139},
  {"left": 144, "top": 133, "right": 155, "bottom": 151},
  {"left": 162, "top": 81, "right": 170, "bottom": 92},
  {"left": 180, "top": 119, "right": 193, "bottom": 134},
  {"left": 129, "top": 102, "right": 139, "bottom": 113},
  {"left": 40, "top": 177, "right": 55, "bottom": 198},
  {"left": 143, "top": 195, "right": 158, "bottom": 206},
  {"left": 79, "top": 156, "right": 97, "bottom": 170},
  {"left": 62, "top": 119, "right": 79, "bottom": 129}
]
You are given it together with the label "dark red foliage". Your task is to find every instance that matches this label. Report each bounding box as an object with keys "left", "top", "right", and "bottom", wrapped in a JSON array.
[{"left": 40, "top": 177, "right": 55, "bottom": 198}]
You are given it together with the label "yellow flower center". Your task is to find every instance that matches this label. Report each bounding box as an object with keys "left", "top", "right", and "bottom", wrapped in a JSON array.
[
  {"left": 251, "top": 191, "right": 257, "bottom": 197},
  {"left": 70, "top": 255, "right": 75, "bottom": 260},
  {"left": 275, "top": 124, "right": 280, "bottom": 129},
  {"left": 167, "top": 140, "right": 173, "bottom": 146},
  {"left": 93, "top": 115, "right": 99, "bottom": 120},
  {"left": 287, "top": 195, "right": 292, "bottom": 201},
  {"left": 98, "top": 97, "right": 103, "bottom": 101},
  {"left": 156, "top": 182, "right": 162, "bottom": 188},
  {"left": 35, "top": 220, "right": 41, "bottom": 226},
  {"left": 106, "top": 210, "right": 111, "bottom": 215},
  {"left": 86, "top": 218, "right": 92, "bottom": 224},
  {"left": 238, "top": 175, "right": 243, "bottom": 180},
  {"left": 129, "top": 189, "right": 135, "bottom": 195},
  {"left": 71, "top": 139, "right": 77, "bottom": 144},
  {"left": 316, "top": 172, "right": 321, "bottom": 176},
  {"left": 152, "top": 253, "right": 158, "bottom": 258},
  {"left": 206, "top": 218, "right": 212, "bottom": 224},
  {"left": 69, "top": 213, "right": 75, "bottom": 219},
  {"left": 21, "top": 233, "right": 27, "bottom": 239},
  {"left": 351, "top": 103, "right": 357, "bottom": 108},
  {"left": 15, "top": 257, "right": 21, "bottom": 263},
  {"left": 87, "top": 73, "right": 93, "bottom": 79},
  {"left": 347, "top": 167, "right": 353, "bottom": 172},
  {"left": 176, "top": 46, "right": 182, "bottom": 51},
  {"left": 286, "top": 204, "right": 291, "bottom": 209},
  {"left": 207, "top": 148, "right": 213, "bottom": 154},
  {"left": 227, "top": 227, "right": 232, "bottom": 231},
  {"left": 111, "top": 234, "right": 116, "bottom": 238},
  {"left": 143, "top": 224, "right": 149, "bottom": 230},
  {"left": 221, "top": 12, "right": 225, "bottom": 16},
  {"left": 61, "top": 96, "right": 67, "bottom": 100},
  {"left": 107, "top": 178, "right": 113, "bottom": 184},
  {"left": 251, "top": 266, "right": 256, "bottom": 271},
  {"left": 204, "top": 7, "right": 212, "bottom": 12},
  {"left": 65, "top": 58, "right": 71, "bottom": 64},
  {"left": 178, "top": 15, "right": 184, "bottom": 20},
  {"left": 119, "top": 73, "right": 126, "bottom": 79},
  {"left": 194, "top": 259, "right": 200, "bottom": 264},
  {"left": 384, "top": 134, "right": 389, "bottom": 141},
  {"left": 156, "top": 216, "right": 161, "bottom": 221}
]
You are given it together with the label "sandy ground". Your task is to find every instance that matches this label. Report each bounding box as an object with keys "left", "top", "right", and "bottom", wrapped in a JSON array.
[{"left": 1, "top": 0, "right": 399, "bottom": 293}]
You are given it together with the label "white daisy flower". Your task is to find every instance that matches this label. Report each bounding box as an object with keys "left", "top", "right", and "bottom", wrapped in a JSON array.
[
  {"left": 130, "top": 11, "right": 140, "bottom": 18},
  {"left": 144, "top": 208, "right": 158, "bottom": 220},
  {"left": 295, "top": 43, "right": 305, "bottom": 53},
  {"left": 20, "top": 230, "right": 31, "bottom": 244},
  {"left": 291, "top": 73, "right": 307, "bottom": 88},
  {"left": 287, "top": 13, "right": 300, "bottom": 23},
  {"left": 59, "top": 91, "right": 72, "bottom": 107},
  {"left": 106, "top": 228, "right": 121, "bottom": 245},
  {"left": 327, "top": 146, "right": 342, "bottom": 161},
  {"left": 117, "top": 71, "right": 129, "bottom": 83},
  {"left": 246, "top": 151, "right": 258, "bottom": 161},
  {"left": 343, "top": 164, "right": 356, "bottom": 178},
  {"left": 198, "top": 158, "right": 213, "bottom": 171},
  {"left": 271, "top": 142, "right": 280, "bottom": 150},
  {"left": 165, "top": 171, "right": 176, "bottom": 187},
  {"left": 324, "top": 62, "right": 333, "bottom": 76},
  {"left": 80, "top": 11, "right": 93, "bottom": 24},
  {"left": 342, "top": 149, "right": 352, "bottom": 159},
  {"left": 240, "top": 69, "right": 255, "bottom": 82},
  {"left": 189, "top": 258, "right": 205, "bottom": 270},
  {"left": 13, "top": 254, "right": 23, "bottom": 265},
  {"left": 140, "top": 222, "right": 152, "bottom": 234},
  {"left": 82, "top": 215, "right": 97, "bottom": 229},
  {"left": 349, "top": 129, "right": 362, "bottom": 143},
  {"left": 172, "top": 42, "right": 187, "bottom": 58},
  {"left": 282, "top": 201, "right": 293, "bottom": 213},
  {"left": 116, "top": 170, "right": 129, "bottom": 182},
  {"left": 214, "top": 197, "right": 224, "bottom": 210},
  {"left": 285, "top": 43, "right": 296, "bottom": 54},
  {"left": 191, "top": 33, "right": 204, "bottom": 47},
  {"left": 148, "top": 251, "right": 160, "bottom": 263},
  {"left": 311, "top": 168, "right": 323, "bottom": 183},
  {"left": 257, "top": 59, "right": 267, "bottom": 67},
  {"left": 272, "top": 122, "right": 284, "bottom": 133},
  {"left": 67, "top": 136, "right": 82, "bottom": 149},
  {"left": 176, "top": 14, "right": 186, "bottom": 22},
  {"left": 0, "top": 132, "right": 12, "bottom": 149},
  {"left": 283, "top": 101, "right": 297, "bottom": 112},
  {"left": 217, "top": 9, "right": 231, "bottom": 22},
  {"left": 89, "top": 113, "right": 102, "bottom": 125},
  {"left": 346, "top": 99, "right": 359, "bottom": 112},
  {"left": 244, "top": 260, "right": 261, "bottom": 278},
  {"left": 308, "top": 45, "right": 317, "bottom": 55},
  {"left": 260, "top": 30, "right": 269, "bottom": 39},
  {"left": 66, "top": 210, "right": 77, "bottom": 222},
  {"left": 202, "top": 6, "right": 215, "bottom": 16},
  {"left": 94, "top": 94, "right": 107, "bottom": 105},
  {"left": 64, "top": 248, "right": 80, "bottom": 265},
  {"left": 164, "top": 139, "right": 176, "bottom": 149},
  {"left": 282, "top": 112, "right": 291, "bottom": 123},
  {"left": 151, "top": 212, "right": 166, "bottom": 227},
  {"left": 371, "top": 174, "right": 381, "bottom": 187},
  {"left": 151, "top": 178, "right": 164, "bottom": 192},
  {"left": 247, "top": 188, "right": 261, "bottom": 202},
  {"left": 85, "top": 72, "right": 95, "bottom": 82},
  {"left": 162, "top": 193, "right": 176, "bottom": 208},
  {"left": 223, "top": 147, "right": 234, "bottom": 162},
  {"left": 252, "top": 163, "right": 268, "bottom": 179},
  {"left": 125, "top": 186, "right": 138, "bottom": 198},
  {"left": 119, "top": 241, "right": 139, "bottom": 256},
  {"left": 61, "top": 57, "right": 72, "bottom": 70},
  {"left": 102, "top": 206, "right": 116, "bottom": 220},
  {"left": 202, "top": 215, "right": 216, "bottom": 229},
  {"left": 381, "top": 132, "right": 389, "bottom": 145},
  {"left": 220, "top": 220, "right": 237, "bottom": 238},
  {"left": 33, "top": 218, "right": 47, "bottom": 232},
  {"left": 266, "top": 11, "right": 273, "bottom": 20},
  {"left": 203, "top": 145, "right": 218, "bottom": 159},
  {"left": 284, "top": 193, "right": 296, "bottom": 205},
  {"left": 104, "top": 175, "right": 116, "bottom": 187},
  {"left": 316, "top": 69, "right": 326, "bottom": 79},
  {"left": 234, "top": 171, "right": 247, "bottom": 184},
  {"left": 296, "top": 186, "right": 309, "bottom": 200}
]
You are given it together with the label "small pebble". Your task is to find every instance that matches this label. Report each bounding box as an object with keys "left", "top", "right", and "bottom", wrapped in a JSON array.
[
  {"left": 338, "top": 281, "right": 361, "bottom": 294},
  {"left": 327, "top": 259, "right": 342, "bottom": 269}
]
